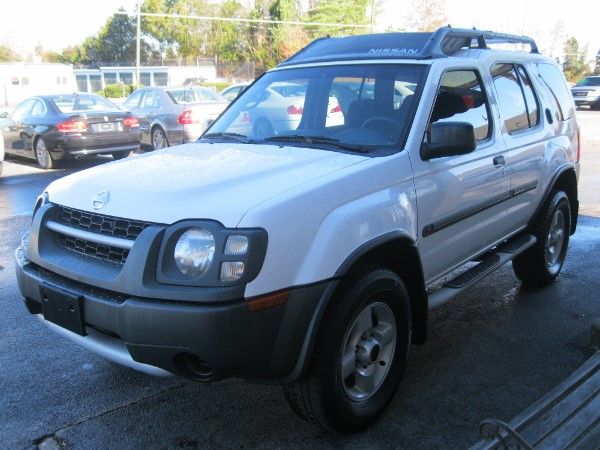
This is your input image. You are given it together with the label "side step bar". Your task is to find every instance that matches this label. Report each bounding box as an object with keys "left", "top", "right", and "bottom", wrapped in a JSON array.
[{"left": 428, "top": 234, "right": 536, "bottom": 310}]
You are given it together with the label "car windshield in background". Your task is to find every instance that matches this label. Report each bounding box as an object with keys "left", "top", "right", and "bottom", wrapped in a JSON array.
[
  {"left": 575, "top": 77, "right": 600, "bottom": 87},
  {"left": 52, "top": 95, "right": 119, "bottom": 113},
  {"left": 167, "top": 88, "right": 225, "bottom": 104},
  {"left": 204, "top": 64, "right": 425, "bottom": 152}
]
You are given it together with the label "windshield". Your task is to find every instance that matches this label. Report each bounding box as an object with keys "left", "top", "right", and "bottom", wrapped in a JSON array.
[
  {"left": 576, "top": 77, "right": 600, "bottom": 87},
  {"left": 167, "top": 87, "right": 225, "bottom": 104},
  {"left": 51, "top": 95, "right": 118, "bottom": 113},
  {"left": 204, "top": 64, "right": 425, "bottom": 151}
]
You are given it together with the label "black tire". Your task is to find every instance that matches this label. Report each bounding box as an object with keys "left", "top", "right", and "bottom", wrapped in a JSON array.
[
  {"left": 34, "top": 137, "right": 54, "bottom": 170},
  {"left": 283, "top": 266, "right": 412, "bottom": 432},
  {"left": 111, "top": 151, "right": 130, "bottom": 160},
  {"left": 513, "top": 190, "right": 571, "bottom": 287},
  {"left": 151, "top": 126, "right": 169, "bottom": 150}
]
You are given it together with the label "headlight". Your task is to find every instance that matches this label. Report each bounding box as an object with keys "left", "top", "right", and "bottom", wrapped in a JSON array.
[
  {"left": 174, "top": 228, "right": 216, "bottom": 276},
  {"left": 157, "top": 220, "right": 268, "bottom": 287}
]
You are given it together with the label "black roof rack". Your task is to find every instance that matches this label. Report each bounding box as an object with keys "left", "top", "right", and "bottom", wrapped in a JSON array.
[{"left": 279, "top": 26, "right": 539, "bottom": 67}]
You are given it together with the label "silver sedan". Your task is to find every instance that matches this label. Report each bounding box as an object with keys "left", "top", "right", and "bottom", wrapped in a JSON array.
[{"left": 123, "top": 87, "right": 229, "bottom": 150}]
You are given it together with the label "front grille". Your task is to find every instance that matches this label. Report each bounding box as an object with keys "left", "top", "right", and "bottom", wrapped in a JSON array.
[
  {"left": 57, "top": 206, "right": 153, "bottom": 240},
  {"left": 52, "top": 205, "right": 158, "bottom": 265},
  {"left": 56, "top": 233, "right": 130, "bottom": 265}
]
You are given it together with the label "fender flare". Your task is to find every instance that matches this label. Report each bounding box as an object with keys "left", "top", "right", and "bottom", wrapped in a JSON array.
[{"left": 280, "top": 231, "right": 427, "bottom": 383}]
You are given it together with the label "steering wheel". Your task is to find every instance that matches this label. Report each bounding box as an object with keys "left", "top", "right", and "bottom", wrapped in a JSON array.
[{"left": 361, "top": 116, "right": 398, "bottom": 134}]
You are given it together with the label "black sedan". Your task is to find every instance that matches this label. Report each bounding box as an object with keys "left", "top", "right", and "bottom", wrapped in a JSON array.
[{"left": 0, "top": 94, "right": 140, "bottom": 169}]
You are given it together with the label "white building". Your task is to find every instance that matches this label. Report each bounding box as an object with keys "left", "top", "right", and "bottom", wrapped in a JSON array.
[
  {"left": 0, "top": 62, "right": 76, "bottom": 108},
  {"left": 73, "top": 64, "right": 218, "bottom": 93}
]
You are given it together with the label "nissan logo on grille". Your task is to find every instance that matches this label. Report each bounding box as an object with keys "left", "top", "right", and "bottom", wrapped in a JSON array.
[{"left": 92, "top": 191, "right": 110, "bottom": 210}]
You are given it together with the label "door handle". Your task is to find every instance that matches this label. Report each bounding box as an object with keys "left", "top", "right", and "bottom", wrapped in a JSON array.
[{"left": 493, "top": 155, "right": 506, "bottom": 167}]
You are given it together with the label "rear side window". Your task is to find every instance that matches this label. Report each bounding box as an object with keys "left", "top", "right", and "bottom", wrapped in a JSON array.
[
  {"left": 491, "top": 63, "right": 539, "bottom": 134},
  {"left": 429, "top": 69, "right": 491, "bottom": 142},
  {"left": 536, "top": 63, "right": 574, "bottom": 121}
]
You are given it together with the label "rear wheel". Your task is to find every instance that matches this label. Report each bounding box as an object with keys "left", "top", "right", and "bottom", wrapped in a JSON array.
[
  {"left": 34, "top": 137, "right": 54, "bottom": 170},
  {"left": 283, "top": 266, "right": 411, "bottom": 432},
  {"left": 151, "top": 127, "right": 169, "bottom": 150},
  {"left": 111, "top": 151, "right": 130, "bottom": 160},
  {"left": 513, "top": 190, "right": 571, "bottom": 286}
]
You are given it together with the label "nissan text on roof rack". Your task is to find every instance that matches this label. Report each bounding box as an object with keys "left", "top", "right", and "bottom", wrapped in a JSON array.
[{"left": 16, "top": 27, "right": 580, "bottom": 431}]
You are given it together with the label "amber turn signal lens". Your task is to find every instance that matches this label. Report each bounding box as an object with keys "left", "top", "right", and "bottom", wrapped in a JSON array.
[{"left": 247, "top": 290, "right": 289, "bottom": 312}]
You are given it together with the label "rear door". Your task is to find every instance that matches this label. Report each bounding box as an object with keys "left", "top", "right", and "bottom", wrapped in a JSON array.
[
  {"left": 137, "top": 90, "right": 162, "bottom": 142},
  {"left": 412, "top": 67, "right": 511, "bottom": 282},
  {"left": 490, "top": 63, "right": 545, "bottom": 230}
]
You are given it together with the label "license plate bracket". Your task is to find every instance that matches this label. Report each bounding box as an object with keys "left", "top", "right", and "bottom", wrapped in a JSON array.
[{"left": 40, "top": 284, "right": 86, "bottom": 336}]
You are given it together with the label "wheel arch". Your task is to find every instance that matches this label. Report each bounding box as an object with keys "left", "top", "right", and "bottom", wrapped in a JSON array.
[
  {"left": 531, "top": 165, "right": 578, "bottom": 235},
  {"left": 282, "top": 232, "right": 428, "bottom": 383}
]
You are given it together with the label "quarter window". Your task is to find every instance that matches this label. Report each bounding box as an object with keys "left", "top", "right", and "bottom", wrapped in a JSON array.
[
  {"left": 429, "top": 69, "right": 491, "bottom": 142},
  {"left": 536, "top": 63, "right": 574, "bottom": 121}
]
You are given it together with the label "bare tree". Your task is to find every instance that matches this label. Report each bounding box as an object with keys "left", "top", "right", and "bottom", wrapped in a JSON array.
[
  {"left": 408, "top": 0, "right": 448, "bottom": 32},
  {"left": 547, "top": 20, "right": 566, "bottom": 59}
]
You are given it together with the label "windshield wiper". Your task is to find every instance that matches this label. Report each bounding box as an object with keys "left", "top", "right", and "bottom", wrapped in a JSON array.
[
  {"left": 202, "top": 132, "right": 251, "bottom": 143},
  {"left": 264, "top": 135, "right": 369, "bottom": 153}
]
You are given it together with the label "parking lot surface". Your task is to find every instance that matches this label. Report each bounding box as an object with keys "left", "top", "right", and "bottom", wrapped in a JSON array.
[{"left": 1, "top": 111, "right": 599, "bottom": 449}]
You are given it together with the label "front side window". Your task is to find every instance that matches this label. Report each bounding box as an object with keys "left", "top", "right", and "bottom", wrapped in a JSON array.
[
  {"left": 205, "top": 64, "right": 425, "bottom": 153},
  {"left": 429, "top": 69, "right": 491, "bottom": 142},
  {"left": 12, "top": 98, "right": 36, "bottom": 121},
  {"left": 124, "top": 90, "right": 143, "bottom": 110}
]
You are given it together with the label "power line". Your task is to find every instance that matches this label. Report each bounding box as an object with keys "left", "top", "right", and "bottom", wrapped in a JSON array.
[{"left": 114, "top": 10, "right": 371, "bottom": 29}]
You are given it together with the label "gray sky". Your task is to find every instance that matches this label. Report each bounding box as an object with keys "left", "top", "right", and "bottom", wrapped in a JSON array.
[{"left": 1, "top": 0, "right": 598, "bottom": 63}]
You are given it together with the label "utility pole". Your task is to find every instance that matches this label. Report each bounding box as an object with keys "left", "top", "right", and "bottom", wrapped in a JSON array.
[
  {"left": 370, "top": 0, "right": 375, "bottom": 33},
  {"left": 136, "top": 2, "right": 141, "bottom": 86}
]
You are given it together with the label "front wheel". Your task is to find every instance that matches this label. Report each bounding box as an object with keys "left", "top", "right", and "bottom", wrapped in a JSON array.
[
  {"left": 283, "top": 266, "right": 412, "bottom": 432},
  {"left": 34, "top": 137, "right": 54, "bottom": 169},
  {"left": 513, "top": 190, "right": 571, "bottom": 286}
]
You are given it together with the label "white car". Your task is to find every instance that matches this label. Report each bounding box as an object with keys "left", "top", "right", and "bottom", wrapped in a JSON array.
[
  {"left": 16, "top": 27, "right": 579, "bottom": 432},
  {"left": 220, "top": 82, "right": 250, "bottom": 102}
]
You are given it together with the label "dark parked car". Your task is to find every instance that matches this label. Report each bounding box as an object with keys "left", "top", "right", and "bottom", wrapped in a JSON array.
[{"left": 0, "top": 94, "right": 141, "bottom": 169}]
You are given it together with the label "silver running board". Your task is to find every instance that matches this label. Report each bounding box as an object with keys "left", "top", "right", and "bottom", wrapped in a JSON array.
[{"left": 428, "top": 234, "right": 536, "bottom": 310}]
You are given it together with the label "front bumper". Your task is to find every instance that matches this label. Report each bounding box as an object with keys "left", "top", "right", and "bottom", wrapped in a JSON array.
[{"left": 16, "top": 250, "right": 328, "bottom": 382}]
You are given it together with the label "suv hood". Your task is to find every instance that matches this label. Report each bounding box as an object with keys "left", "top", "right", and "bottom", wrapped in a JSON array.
[{"left": 46, "top": 143, "right": 369, "bottom": 227}]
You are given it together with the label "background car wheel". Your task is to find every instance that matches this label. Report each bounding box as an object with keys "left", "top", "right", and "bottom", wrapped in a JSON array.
[
  {"left": 253, "top": 118, "right": 273, "bottom": 138},
  {"left": 283, "top": 266, "right": 412, "bottom": 432},
  {"left": 34, "top": 137, "right": 54, "bottom": 170},
  {"left": 151, "top": 127, "right": 169, "bottom": 150},
  {"left": 513, "top": 190, "right": 571, "bottom": 287},
  {"left": 111, "top": 151, "right": 130, "bottom": 160}
]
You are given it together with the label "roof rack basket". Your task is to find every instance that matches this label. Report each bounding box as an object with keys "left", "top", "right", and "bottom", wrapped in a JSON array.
[{"left": 424, "top": 27, "right": 539, "bottom": 57}]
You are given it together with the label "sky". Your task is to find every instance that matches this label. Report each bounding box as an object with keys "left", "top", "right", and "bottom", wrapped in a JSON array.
[{"left": 1, "top": 0, "right": 598, "bottom": 63}]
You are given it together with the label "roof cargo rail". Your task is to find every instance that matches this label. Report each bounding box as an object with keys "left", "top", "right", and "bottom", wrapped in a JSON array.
[{"left": 279, "top": 26, "right": 539, "bottom": 67}]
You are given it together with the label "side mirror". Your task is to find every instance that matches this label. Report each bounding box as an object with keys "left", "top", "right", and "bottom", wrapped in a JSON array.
[{"left": 421, "top": 121, "right": 476, "bottom": 160}]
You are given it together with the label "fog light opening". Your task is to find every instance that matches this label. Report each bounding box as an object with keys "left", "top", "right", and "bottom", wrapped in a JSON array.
[{"left": 181, "top": 353, "right": 214, "bottom": 381}]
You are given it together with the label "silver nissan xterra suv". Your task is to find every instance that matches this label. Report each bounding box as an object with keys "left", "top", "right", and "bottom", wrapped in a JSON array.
[{"left": 16, "top": 27, "right": 579, "bottom": 431}]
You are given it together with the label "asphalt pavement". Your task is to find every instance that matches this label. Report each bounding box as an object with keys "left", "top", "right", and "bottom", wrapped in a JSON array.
[{"left": 1, "top": 111, "right": 599, "bottom": 449}]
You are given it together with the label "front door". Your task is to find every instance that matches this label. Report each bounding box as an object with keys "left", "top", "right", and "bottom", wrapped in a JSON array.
[
  {"left": 0, "top": 98, "right": 36, "bottom": 157},
  {"left": 411, "top": 67, "right": 511, "bottom": 282}
]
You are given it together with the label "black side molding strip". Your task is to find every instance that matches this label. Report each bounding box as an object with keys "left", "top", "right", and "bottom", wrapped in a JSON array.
[{"left": 422, "top": 181, "right": 538, "bottom": 237}]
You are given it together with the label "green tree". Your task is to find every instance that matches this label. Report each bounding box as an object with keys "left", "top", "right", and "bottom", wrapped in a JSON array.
[
  {"left": 307, "top": 0, "right": 370, "bottom": 37},
  {"left": 594, "top": 49, "right": 600, "bottom": 76},
  {"left": 83, "top": 9, "right": 152, "bottom": 65},
  {"left": 563, "top": 37, "right": 590, "bottom": 83},
  {"left": 0, "top": 45, "right": 21, "bottom": 62},
  {"left": 211, "top": 0, "right": 246, "bottom": 63}
]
